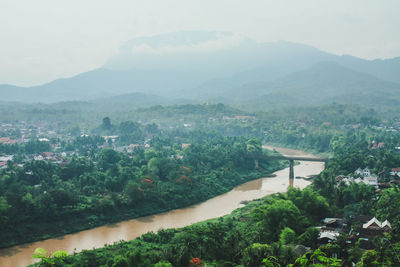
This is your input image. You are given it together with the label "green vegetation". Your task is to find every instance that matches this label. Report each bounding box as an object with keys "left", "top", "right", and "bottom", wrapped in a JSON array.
[
  {"left": 32, "top": 248, "right": 68, "bottom": 266},
  {"left": 29, "top": 130, "right": 400, "bottom": 267},
  {"left": 29, "top": 187, "right": 331, "bottom": 267},
  {"left": 2, "top": 31, "right": 400, "bottom": 266},
  {"left": 0, "top": 139, "right": 51, "bottom": 155},
  {"left": 2, "top": 101, "right": 400, "bottom": 266},
  {"left": 0, "top": 130, "right": 285, "bottom": 248}
]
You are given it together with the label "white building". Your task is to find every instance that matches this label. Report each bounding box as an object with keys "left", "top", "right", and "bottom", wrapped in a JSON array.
[
  {"left": 363, "top": 217, "right": 391, "bottom": 231},
  {"left": 363, "top": 175, "right": 378, "bottom": 187},
  {"left": 355, "top": 168, "right": 371, "bottom": 177},
  {"left": 390, "top": 168, "right": 400, "bottom": 176},
  {"left": 0, "top": 155, "right": 13, "bottom": 162}
]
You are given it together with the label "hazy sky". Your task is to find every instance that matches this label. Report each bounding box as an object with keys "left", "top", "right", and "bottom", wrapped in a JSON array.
[{"left": 1, "top": 0, "right": 399, "bottom": 86}]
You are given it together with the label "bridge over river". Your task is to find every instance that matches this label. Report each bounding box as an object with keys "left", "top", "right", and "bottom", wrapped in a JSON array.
[{"left": 267, "top": 155, "right": 327, "bottom": 187}]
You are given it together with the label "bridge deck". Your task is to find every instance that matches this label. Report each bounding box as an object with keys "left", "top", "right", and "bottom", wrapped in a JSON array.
[{"left": 267, "top": 155, "right": 327, "bottom": 162}]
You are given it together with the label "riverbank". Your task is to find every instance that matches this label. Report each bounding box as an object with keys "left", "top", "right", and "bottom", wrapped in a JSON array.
[
  {"left": 33, "top": 196, "right": 271, "bottom": 267},
  {"left": 0, "top": 168, "right": 280, "bottom": 249},
  {"left": 0, "top": 147, "right": 324, "bottom": 267},
  {"left": 1, "top": 138, "right": 288, "bottom": 250}
]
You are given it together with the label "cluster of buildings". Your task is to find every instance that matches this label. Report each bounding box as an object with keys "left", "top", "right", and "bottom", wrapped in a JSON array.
[
  {"left": 0, "top": 137, "right": 18, "bottom": 145},
  {"left": 336, "top": 168, "right": 379, "bottom": 188},
  {"left": 318, "top": 218, "right": 346, "bottom": 243},
  {"left": 373, "top": 118, "right": 400, "bottom": 133},
  {"left": 208, "top": 115, "right": 257, "bottom": 123},
  {"left": 0, "top": 155, "right": 13, "bottom": 170},
  {"left": 321, "top": 167, "right": 397, "bottom": 249},
  {"left": 335, "top": 166, "right": 400, "bottom": 190},
  {"left": 0, "top": 121, "right": 67, "bottom": 145},
  {"left": 0, "top": 151, "right": 74, "bottom": 170},
  {"left": 1, "top": 120, "right": 184, "bottom": 171},
  {"left": 318, "top": 216, "right": 392, "bottom": 247},
  {"left": 114, "top": 142, "right": 150, "bottom": 153},
  {"left": 0, "top": 122, "right": 82, "bottom": 170}
]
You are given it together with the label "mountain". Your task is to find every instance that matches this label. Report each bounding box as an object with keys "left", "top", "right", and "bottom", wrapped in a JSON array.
[
  {"left": 0, "top": 68, "right": 204, "bottom": 103},
  {"left": 229, "top": 62, "right": 400, "bottom": 109},
  {"left": 333, "top": 55, "right": 400, "bottom": 84},
  {"left": 1, "top": 31, "right": 400, "bottom": 105}
]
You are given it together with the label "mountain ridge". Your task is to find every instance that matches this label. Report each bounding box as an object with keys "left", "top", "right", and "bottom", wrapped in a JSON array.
[
  {"left": 231, "top": 61, "right": 400, "bottom": 109},
  {"left": 1, "top": 31, "right": 400, "bottom": 106}
]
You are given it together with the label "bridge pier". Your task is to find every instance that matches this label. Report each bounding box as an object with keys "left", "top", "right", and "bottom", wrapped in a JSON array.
[
  {"left": 265, "top": 155, "right": 326, "bottom": 187},
  {"left": 289, "top": 159, "right": 294, "bottom": 187}
]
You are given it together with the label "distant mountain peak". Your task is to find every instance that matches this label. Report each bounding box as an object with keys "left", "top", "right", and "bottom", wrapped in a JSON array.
[
  {"left": 122, "top": 31, "right": 237, "bottom": 48},
  {"left": 103, "top": 31, "right": 254, "bottom": 71},
  {"left": 2, "top": 32, "right": 400, "bottom": 104},
  {"left": 116, "top": 31, "right": 251, "bottom": 55}
]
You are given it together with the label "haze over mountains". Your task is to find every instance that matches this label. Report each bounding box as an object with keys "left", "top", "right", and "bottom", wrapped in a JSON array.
[{"left": 1, "top": 31, "right": 400, "bottom": 109}]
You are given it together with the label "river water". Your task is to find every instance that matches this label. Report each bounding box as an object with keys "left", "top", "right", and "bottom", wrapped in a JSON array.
[{"left": 0, "top": 147, "right": 325, "bottom": 267}]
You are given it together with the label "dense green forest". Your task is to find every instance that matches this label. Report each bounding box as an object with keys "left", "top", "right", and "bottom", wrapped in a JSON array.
[
  {"left": 30, "top": 132, "right": 400, "bottom": 266},
  {"left": 0, "top": 130, "right": 285, "bottom": 248},
  {"left": 2, "top": 102, "right": 400, "bottom": 266}
]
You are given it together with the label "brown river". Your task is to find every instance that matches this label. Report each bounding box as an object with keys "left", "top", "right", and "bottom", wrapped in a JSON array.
[{"left": 0, "top": 147, "right": 325, "bottom": 267}]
